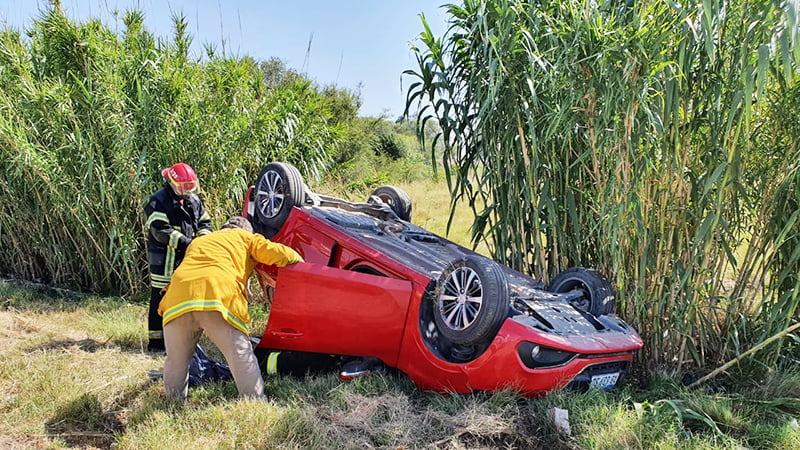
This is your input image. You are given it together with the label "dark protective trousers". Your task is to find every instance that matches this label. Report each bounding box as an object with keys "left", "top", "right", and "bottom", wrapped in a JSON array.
[{"left": 148, "top": 287, "right": 165, "bottom": 351}]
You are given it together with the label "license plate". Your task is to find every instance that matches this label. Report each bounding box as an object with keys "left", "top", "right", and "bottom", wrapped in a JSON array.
[{"left": 590, "top": 372, "right": 619, "bottom": 389}]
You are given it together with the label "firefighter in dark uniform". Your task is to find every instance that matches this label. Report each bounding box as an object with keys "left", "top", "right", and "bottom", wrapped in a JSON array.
[{"left": 144, "top": 162, "right": 212, "bottom": 351}]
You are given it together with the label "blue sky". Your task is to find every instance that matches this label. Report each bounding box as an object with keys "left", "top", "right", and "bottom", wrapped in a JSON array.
[{"left": 1, "top": 1, "right": 449, "bottom": 118}]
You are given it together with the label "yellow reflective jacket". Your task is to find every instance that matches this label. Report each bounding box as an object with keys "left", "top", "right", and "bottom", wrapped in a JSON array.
[{"left": 158, "top": 227, "right": 302, "bottom": 334}]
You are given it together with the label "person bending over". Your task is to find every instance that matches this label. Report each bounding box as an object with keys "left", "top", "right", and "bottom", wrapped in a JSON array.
[{"left": 158, "top": 216, "right": 302, "bottom": 399}]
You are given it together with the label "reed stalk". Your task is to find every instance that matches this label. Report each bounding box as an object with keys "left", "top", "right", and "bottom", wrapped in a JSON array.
[{"left": 406, "top": 0, "right": 800, "bottom": 368}]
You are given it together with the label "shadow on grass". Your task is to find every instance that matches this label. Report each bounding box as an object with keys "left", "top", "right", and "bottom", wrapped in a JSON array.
[
  {"left": 20, "top": 335, "right": 157, "bottom": 362},
  {"left": 45, "top": 393, "right": 122, "bottom": 448},
  {"left": 46, "top": 380, "right": 179, "bottom": 448},
  {"left": 24, "top": 337, "right": 116, "bottom": 354},
  {"left": 0, "top": 279, "right": 146, "bottom": 313}
]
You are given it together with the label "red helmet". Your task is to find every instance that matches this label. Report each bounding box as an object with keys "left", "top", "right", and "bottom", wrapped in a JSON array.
[{"left": 162, "top": 162, "right": 199, "bottom": 195}]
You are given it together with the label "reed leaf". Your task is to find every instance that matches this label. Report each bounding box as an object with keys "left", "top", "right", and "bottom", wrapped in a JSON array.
[
  {"left": 0, "top": 6, "right": 355, "bottom": 296},
  {"left": 405, "top": 0, "right": 800, "bottom": 368}
]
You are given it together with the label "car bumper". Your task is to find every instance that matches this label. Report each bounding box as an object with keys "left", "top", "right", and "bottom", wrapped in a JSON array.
[{"left": 398, "top": 318, "right": 642, "bottom": 396}]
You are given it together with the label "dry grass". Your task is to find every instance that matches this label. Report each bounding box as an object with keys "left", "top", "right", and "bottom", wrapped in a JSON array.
[
  {"left": 0, "top": 306, "right": 162, "bottom": 449},
  {"left": 400, "top": 178, "right": 489, "bottom": 256},
  {"left": 2, "top": 280, "right": 800, "bottom": 449},
  {"left": 336, "top": 177, "right": 491, "bottom": 256},
  {"left": 1, "top": 177, "right": 798, "bottom": 449}
]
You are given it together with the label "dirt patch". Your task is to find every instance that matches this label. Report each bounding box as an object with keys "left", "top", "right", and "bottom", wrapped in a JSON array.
[
  {"left": 0, "top": 310, "right": 41, "bottom": 339},
  {"left": 0, "top": 434, "right": 51, "bottom": 449}
]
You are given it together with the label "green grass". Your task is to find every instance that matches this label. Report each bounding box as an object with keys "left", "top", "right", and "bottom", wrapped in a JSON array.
[
  {"left": 0, "top": 7, "right": 358, "bottom": 297},
  {"left": 388, "top": 178, "right": 490, "bottom": 255},
  {"left": 2, "top": 280, "right": 799, "bottom": 449}
]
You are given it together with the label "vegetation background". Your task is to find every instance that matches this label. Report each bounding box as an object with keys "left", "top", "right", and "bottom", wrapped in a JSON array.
[
  {"left": 0, "top": 4, "right": 432, "bottom": 296},
  {"left": 1, "top": 0, "right": 799, "bottom": 448},
  {"left": 406, "top": 0, "right": 800, "bottom": 374}
]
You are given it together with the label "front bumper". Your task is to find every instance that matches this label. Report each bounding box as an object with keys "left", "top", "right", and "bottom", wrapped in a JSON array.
[{"left": 398, "top": 317, "right": 642, "bottom": 396}]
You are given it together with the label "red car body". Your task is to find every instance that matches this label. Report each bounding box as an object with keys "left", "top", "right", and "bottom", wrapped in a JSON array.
[{"left": 242, "top": 165, "right": 643, "bottom": 396}]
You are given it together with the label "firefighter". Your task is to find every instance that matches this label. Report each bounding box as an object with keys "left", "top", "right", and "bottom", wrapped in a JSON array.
[
  {"left": 144, "top": 162, "right": 212, "bottom": 352},
  {"left": 158, "top": 216, "right": 303, "bottom": 399}
]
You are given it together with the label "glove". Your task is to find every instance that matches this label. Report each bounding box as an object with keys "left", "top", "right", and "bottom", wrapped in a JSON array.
[{"left": 289, "top": 249, "right": 304, "bottom": 264}]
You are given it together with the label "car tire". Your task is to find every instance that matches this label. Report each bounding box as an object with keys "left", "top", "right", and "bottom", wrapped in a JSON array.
[
  {"left": 369, "top": 185, "right": 412, "bottom": 221},
  {"left": 433, "top": 256, "right": 509, "bottom": 346},
  {"left": 548, "top": 268, "right": 616, "bottom": 316},
  {"left": 254, "top": 162, "right": 305, "bottom": 230}
]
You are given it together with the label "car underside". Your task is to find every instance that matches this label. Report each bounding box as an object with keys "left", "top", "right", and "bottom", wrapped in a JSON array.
[{"left": 243, "top": 162, "right": 644, "bottom": 396}]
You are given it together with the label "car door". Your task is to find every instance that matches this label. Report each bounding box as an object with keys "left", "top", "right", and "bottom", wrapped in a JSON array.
[{"left": 260, "top": 262, "right": 414, "bottom": 366}]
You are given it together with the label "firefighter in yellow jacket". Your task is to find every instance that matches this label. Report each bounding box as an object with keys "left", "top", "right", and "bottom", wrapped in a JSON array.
[{"left": 158, "top": 215, "right": 303, "bottom": 399}]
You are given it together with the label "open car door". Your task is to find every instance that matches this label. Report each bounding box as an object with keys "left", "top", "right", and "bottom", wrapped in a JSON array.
[{"left": 257, "top": 262, "right": 414, "bottom": 366}]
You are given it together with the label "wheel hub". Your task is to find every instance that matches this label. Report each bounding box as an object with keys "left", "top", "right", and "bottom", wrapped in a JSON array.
[
  {"left": 439, "top": 267, "right": 483, "bottom": 331},
  {"left": 258, "top": 171, "right": 284, "bottom": 219}
]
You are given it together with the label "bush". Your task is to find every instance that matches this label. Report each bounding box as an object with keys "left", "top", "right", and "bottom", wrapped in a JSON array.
[{"left": 0, "top": 7, "right": 359, "bottom": 296}]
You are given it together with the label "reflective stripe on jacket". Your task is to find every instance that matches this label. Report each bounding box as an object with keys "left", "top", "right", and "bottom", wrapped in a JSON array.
[
  {"left": 145, "top": 186, "right": 212, "bottom": 287},
  {"left": 158, "top": 228, "right": 302, "bottom": 333}
]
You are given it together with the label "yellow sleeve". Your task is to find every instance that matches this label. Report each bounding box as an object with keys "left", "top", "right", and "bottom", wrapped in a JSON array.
[{"left": 249, "top": 234, "right": 303, "bottom": 266}]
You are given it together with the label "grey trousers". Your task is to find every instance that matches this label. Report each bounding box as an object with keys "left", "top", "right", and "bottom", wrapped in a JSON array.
[{"left": 163, "top": 310, "right": 264, "bottom": 399}]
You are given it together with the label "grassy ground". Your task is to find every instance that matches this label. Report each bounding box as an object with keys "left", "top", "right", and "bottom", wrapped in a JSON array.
[
  {"left": 1, "top": 182, "right": 799, "bottom": 449},
  {"left": 1, "top": 283, "right": 799, "bottom": 449},
  {"left": 388, "top": 178, "right": 489, "bottom": 255},
  {"left": 324, "top": 177, "right": 490, "bottom": 256}
]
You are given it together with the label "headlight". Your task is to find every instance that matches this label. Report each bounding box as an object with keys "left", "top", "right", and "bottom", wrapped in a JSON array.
[{"left": 518, "top": 342, "right": 576, "bottom": 368}]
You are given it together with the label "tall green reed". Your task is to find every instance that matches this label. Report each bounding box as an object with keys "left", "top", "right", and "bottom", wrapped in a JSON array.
[
  {"left": 405, "top": 0, "right": 800, "bottom": 369},
  {"left": 0, "top": 6, "right": 354, "bottom": 296}
]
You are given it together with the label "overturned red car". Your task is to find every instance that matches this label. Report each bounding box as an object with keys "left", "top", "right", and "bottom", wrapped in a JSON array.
[{"left": 242, "top": 162, "right": 643, "bottom": 396}]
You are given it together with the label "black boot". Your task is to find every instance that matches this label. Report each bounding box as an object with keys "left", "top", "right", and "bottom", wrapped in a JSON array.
[{"left": 147, "top": 338, "right": 165, "bottom": 352}]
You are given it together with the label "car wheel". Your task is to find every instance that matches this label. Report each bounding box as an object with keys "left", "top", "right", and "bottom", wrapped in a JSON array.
[
  {"left": 548, "top": 268, "right": 616, "bottom": 316},
  {"left": 433, "top": 256, "right": 510, "bottom": 346},
  {"left": 369, "top": 185, "right": 412, "bottom": 221},
  {"left": 254, "top": 162, "right": 305, "bottom": 230}
]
